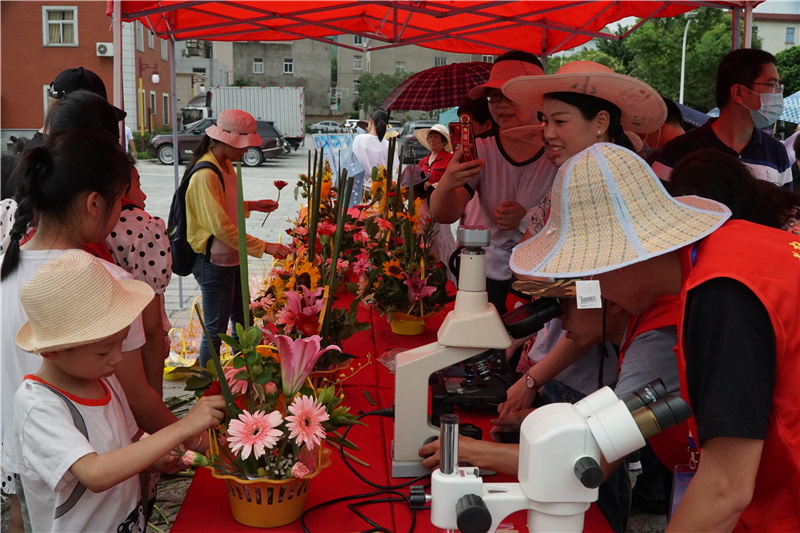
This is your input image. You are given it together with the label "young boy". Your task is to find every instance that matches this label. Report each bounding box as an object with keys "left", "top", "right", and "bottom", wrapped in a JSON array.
[{"left": 8, "top": 250, "right": 226, "bottom": 532}]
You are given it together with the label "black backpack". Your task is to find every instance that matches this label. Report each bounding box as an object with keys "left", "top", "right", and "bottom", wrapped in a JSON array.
[{"left": 167, "top": 161, "right": 224, "bottom": 276}]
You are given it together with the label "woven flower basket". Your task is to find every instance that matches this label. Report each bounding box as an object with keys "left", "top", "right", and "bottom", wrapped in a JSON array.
[
  {"left": 208, "top": 447, "right": 332, "bottom": 528},
  {"left": 389, "top": 310, "right": 437, "bottom": 336}
]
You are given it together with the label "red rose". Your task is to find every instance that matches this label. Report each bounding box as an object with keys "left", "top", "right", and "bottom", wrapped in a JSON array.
[
  {"left": 202, "top": 380, "right": 222, "bottom": 398},
  {"left": 274, "top": 180, "right": 288, "bottom": 190}
]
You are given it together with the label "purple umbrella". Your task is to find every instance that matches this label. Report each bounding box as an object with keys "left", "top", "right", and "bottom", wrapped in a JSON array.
[{"left": 381, "top": 62, "right": 493, "bottom": 111}]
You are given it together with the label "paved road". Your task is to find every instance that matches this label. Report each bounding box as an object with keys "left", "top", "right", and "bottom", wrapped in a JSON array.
[{"left": 137, "top": 139, "right": 312, "bottom": 323}]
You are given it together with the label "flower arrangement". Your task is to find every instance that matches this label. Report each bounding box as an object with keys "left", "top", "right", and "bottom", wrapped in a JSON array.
[
  {"left": 356, "top": 165, "right": 453, "bottom": 320},
  {"left": 181, "top": 319, "right": 362, "bottom": 480}
]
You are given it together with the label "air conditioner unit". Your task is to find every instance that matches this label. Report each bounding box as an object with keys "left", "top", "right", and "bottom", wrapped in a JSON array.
[{"left": 96, "top": 42, "right": 113, "bottom": 57}]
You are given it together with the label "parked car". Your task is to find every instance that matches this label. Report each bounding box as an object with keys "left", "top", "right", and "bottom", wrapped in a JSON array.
[
  {"left": 343, "top": 119, "right": 359, "bottom": 132},
  {"left": 389, "top": 120, "right": 403, "bottom": 130},
  {"left": 309, "top": 121, "right": 341, "bottom": 134},
  {"left": 398, "top": 120, "right": 438, "bottom": 163},
  {"left": 148, "top": 119, "right": 285, "bottom": 166}
]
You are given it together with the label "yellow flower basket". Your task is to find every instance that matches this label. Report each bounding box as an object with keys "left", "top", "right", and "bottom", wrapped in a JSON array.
[
  {"left": 389, "top": 311, "right": 437, "bottom": 336},
  {"left": 208, "top": 447, "right": 332, "bottom": 528}
]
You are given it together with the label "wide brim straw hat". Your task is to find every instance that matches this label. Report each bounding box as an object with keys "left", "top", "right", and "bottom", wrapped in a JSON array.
[
  {"left": 16, "top": 250, "right": 154, "bottom": 353},
  {"left": 206, "top": 109, "right": 261, "bottom": 149},
  {"left": 415, "top": 124, "right": 451, "bottom": 151},
  {"left": 469, "top": 60, "right": 544, "bottom": 99},
  {"left": 502, "top": 61, "right": 666, "bottom": 134},
  {"left": 384, "top": 125, "right": 400, "bottom": 139},
  {"left": 500, "top": 124, "right": 545, "bottom": 150},
  {"left": 513, "top": 278, "right": 581, "bottom": 298},
  {"left": 509, "top": 143, "right": 731, "bottom": 278}
]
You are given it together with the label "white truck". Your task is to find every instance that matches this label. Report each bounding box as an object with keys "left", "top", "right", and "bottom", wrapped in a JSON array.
[{"left": 181, "top": 86, "right": 305, "bottom": 150}]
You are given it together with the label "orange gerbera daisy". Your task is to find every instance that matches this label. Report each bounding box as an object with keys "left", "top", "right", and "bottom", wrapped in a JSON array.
[{"left": 383, "top": 258, "right": 404, "bottom": 279}]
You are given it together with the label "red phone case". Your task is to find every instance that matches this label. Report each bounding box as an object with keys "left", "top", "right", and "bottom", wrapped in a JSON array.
[{"left": 449, "top": 120, "right": 478, "bottom": 161}]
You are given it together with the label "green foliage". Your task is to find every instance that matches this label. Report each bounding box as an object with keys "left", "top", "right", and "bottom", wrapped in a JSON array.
[
  {"left": 546, "top": 49, "right": 625, "bottom": 75},
  {"left": 232, "top": 78, "right": 250, "bottom": 87},
  {"left": 349, "top": 110, "right": 359, "bottom": 119},
  {"left": 354, "top": 71, "right": 413, "bottom": 113},
  {"left": 331, "top": 56, "right": 338, "bottom": 86},
  {"left": 776, "top": 47, "right": 800, "bottom": 96},
  {"left": 599, "top": 7, "right": 763, "bottom": 112}
]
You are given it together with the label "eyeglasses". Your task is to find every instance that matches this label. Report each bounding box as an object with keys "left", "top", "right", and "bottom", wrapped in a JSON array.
[
  {"left": 752, "top": 81, "right": 784, "bottom": 94},
  {"left": 486, "top": 91, "right": 509, "bottom": 103}
]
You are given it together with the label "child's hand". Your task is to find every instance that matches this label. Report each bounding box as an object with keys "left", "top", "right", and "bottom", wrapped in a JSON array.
[
  {"left": 180, "top": 395, "right": 226, "bottom": 436},
  {"left": 148, "top": 447, "right": 188, "bottom": 474}
]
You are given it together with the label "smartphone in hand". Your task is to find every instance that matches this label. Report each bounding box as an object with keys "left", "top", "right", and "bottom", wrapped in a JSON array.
[{"left": 449, "top": 116, "right": 479, "bottom": 162}]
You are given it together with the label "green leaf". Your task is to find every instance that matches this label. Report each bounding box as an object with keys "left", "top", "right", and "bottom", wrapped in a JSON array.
[
  {"left": 218, "top": 333, "right": 239, "bottom": 351},
  {"left": 185, "top": 375, "right": 212, "bottom": 390},
  {"left": 253, "top": 370, "right": 273, "bottom": 385}
]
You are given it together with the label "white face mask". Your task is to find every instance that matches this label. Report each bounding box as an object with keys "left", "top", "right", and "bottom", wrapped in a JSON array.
[{"left": 742, "top": 87, "right": 784, "bottom": 129}]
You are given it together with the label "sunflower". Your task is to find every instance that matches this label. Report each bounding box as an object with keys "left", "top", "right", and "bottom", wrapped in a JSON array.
[
  {"left": 290, "top": 260, "right": 322, "bottom": 291},
  {"left": 382, "top": 258, "right": 404, "bottom": 279}
]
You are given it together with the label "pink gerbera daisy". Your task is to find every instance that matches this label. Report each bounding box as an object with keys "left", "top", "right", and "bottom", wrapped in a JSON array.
[
  {"left": 227, "top": 410, "right": 283, "bottom": 460},
  {"left": 223, "top": 366, "right": 249, "bottom": 395},
  {"left": 285, "top": 396, "right": 329, "bottom": 448}
]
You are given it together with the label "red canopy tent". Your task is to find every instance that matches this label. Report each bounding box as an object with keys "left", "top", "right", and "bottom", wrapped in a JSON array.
[{"left": 110, "top": 1, "right": 761, "bottom": 56}]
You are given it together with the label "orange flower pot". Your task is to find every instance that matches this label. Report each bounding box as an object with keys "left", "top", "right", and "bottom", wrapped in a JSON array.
[
  {"left": 208, "top": 448, "right": 332, "bottom": 528},
  {"left": 389, "top": 311, "right": 429, "bottom": 336}
]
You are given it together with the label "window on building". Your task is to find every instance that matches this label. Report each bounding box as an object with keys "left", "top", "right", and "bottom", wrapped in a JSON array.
[
  {"left": 787, "top": 27, "right": 796, "bottom": 43},
  {"left": 148, "top": 30, "right": 154, "bottom": 49},
  {"left": 434, "top": 57, "right": 447, "bottom": 67},
  {"left": 482, "top": 55, "right": 494, "bottom": 63},
  {"left": 284, "top": 58, "right": 294, "bottom": 74},
  {"left": 163, "top": 94, "right": 170, "bottom": 125},
  {"left": 353, "top": 55, "right": 363, "bottom": 70},
  {"left": 136, "top": 21, "right": 144, "bottom": 51},
  {"left": 395, "top": 61, "right": 406, "bottom": 73},
  {"left": 354, "top": 35, "right": 363, "bottom": 45},
  {"left": 42, "top": 6, "right": 77, "bottom": 46},
  {"left": 161, "top": 39, "right": 168, "bottom": 60},
  {"left": 150, "top": 92, "right": 156, "bottom": 116},
  {"left": 253, "top": 58, "right": 264, "bottom": 74},
  {"left": 353, "top": 80, "right": 360, "bottom": 94}
]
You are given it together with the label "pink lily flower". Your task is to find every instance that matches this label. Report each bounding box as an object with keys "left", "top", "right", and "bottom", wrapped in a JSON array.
[
  {"left": 267, "top": 333, "right": 342, "bottom": 397},
  {"left": 403, "top": 272, "right": 436, "bottom": 303}
]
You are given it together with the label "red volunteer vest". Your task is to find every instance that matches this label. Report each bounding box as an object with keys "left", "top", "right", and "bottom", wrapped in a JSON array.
[
  {"left": 620, "top": 295, "right": 689, "bottom": 472},
  {"left": 677, "top": 220, "right": 800, "bottom": 532}
]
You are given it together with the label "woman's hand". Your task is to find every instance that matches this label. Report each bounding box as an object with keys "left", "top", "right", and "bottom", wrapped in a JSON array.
[
  {"left": 437, "top": 150, "right": 484, "bottom": 191},
  {"left": 265, "top": 242, "right": 290, "bottom": 259},
  {"left": 489, "top": 408, "right": 534, "bottom": 441},
  {"left": 496, "top": 374, "right": 537, "bottom": 419},
  {"left": 251, "top": 199, "right": 279, "bottom": 213},
  {"left": 495, "top": 201, "right": 526, "bottom": 231}
]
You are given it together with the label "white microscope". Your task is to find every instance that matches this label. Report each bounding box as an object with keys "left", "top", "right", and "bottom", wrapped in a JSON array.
[
  {"left": 393, "top": 227, "right": 562, "bottom": 478},
  {"left": 427, "top": 380, "right": 691, "bottom": 533}
]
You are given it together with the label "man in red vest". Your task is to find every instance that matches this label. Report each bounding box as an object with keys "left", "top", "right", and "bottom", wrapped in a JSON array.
[{"left": 510, "top": 143, "right": 800, "bottom": 532}]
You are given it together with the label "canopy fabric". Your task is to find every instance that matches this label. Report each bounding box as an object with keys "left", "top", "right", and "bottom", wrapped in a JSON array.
[{"left": 110, "top": 1, "right": 762, "bottom": 56}]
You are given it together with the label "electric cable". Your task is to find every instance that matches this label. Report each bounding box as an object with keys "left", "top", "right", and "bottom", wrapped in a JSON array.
[{"left": 300, "top": 489, "right": 423, "bottom": 533}]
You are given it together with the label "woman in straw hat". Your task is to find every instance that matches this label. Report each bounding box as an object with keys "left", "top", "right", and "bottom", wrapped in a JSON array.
[
  {"left": 183, "top": 109, "right": 290, "bottom": 367},
  {"left": 8, "top": 250, "right": 226, "bottom": 533},
  {"left": 511, "top": 143, "right": 800, "bottom": 532},
  {"left": 415, "top": 124, "right": 453, "bottom": 191}
]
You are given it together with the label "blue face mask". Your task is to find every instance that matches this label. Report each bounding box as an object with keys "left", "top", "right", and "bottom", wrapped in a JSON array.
[{"left": 743, "top": 88, "right": 784, "bottom": 129}]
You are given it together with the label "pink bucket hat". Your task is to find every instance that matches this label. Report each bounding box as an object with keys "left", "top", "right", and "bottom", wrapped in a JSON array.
[
  {"left": 469, "top": 60, "right": 544, "bottom": 100},
  {"left": 206, "top": 109, "right": 261, "bottom": 149}
]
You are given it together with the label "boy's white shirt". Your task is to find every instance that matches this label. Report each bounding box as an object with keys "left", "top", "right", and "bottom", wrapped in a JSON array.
[{"left": 8, "top": 375, "right": 146, "bottom": 533}]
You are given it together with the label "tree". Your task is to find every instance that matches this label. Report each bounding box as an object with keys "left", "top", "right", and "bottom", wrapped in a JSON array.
[
  {"left": 331, "top": 56, "right": 338, "bottom": 87},
  {"left": 545, "top": 49, "right": 625, "bottom": 75},
  {"left": 776, "top": 46, "right": 800, "bottom": 97},
  {"left": 353, "top": 71, "right": 413, "bottom": 114},
  {"left": 619, "top": 7, "right": 762, "bottom": 112},
  {"left": 595, "top": 25, "right": 636, "bottom": 73}
]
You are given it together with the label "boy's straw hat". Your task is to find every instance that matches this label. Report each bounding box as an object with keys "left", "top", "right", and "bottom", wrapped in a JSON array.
[
  {"left": 205, "top": 109, "right": 262, "bottom": 149},
  {"left": 509, "top": 143, "right": 731, "bottom": 278},
  {"left": 16, "top": 250, "right": 154, "bottom": 353},
  {"left": 502, "top": 61, "right": 666, "bottom": 134}
]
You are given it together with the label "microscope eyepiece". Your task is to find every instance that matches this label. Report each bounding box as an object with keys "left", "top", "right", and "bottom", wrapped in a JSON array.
[
  {"left": 621, "top": 378, "right": 668, "bottom": 413},
  {"left": 502, "top": 297, "right": 563, "bottom": 339},
  {"left": 630, "top": 393, "right": 692, "bottom": 439}
]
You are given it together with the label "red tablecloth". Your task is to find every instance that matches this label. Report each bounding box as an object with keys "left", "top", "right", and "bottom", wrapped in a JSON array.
[{"left": 171, "top": 296, "right": 614, "bottom": 533}]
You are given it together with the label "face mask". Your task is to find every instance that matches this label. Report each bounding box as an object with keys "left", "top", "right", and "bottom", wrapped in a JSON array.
[{"left": 742, "top": 87, "right": 784, "bottom": 129}]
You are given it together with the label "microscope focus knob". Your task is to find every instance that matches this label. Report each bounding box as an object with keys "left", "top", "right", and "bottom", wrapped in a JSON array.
[
  {"left": 574, "top": 456, "right": 604, "bottom": 488},
  {"left": 456, "top": 494, "right": 492, "bottom": 533}
]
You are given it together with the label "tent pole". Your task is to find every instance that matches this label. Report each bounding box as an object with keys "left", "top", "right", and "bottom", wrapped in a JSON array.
[
  {"left": 732, "top": 7, "right": 741, "bottom": 50},
  {"left": 541, "top": 27, "right": 548, "bottom": 71},
  {"left": 168, "top": 38, "right": 184, "bottom": 309},
  {"left": 743, "top": 3, "right": 753, "bottom": 49},
  {"left": 113, "top": 1, "right": 123, "bottom": 146}
]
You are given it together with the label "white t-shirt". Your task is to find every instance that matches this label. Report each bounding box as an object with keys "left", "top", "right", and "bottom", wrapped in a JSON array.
[
  {"left": 9, "top": 375, "right": 146, "bottom": 533},
  {"left": 0, "top": 249, "right": 146, "bottom": 490},
  {"left": 467, "top": 137, "right": 556, "bottom": 280},
  {"left": 352, "top": 133, "right": 400, "bottom": 188},
  {"left": 124, "top": 125, "right": 134, "bottom": 144}
]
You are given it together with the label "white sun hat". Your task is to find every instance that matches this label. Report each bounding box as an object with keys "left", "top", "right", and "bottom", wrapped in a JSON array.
[
  {"left": 16, "top": 250, "right": 154, "bottom": 353},
  {"left": 502, "top": 61, "right": 666, "bottom": 134},
  {"left": 509, "top": 143, "right": 731, "bottom": 278},
  {"left": 205, "top": 109, "right": 262, "bottom": 149},
  {"left": 414, "top": 124, "right": 451, "bottom": 152}
]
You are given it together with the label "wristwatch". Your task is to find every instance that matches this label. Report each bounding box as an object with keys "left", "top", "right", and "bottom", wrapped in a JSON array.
[{"left": 525, "top": 372, "right": 540, "bottom": 390}]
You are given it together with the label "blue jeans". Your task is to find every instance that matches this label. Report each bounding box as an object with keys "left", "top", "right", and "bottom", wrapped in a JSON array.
[{"left": 192, "top": 254, "right": 247, "bottom": 368}]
